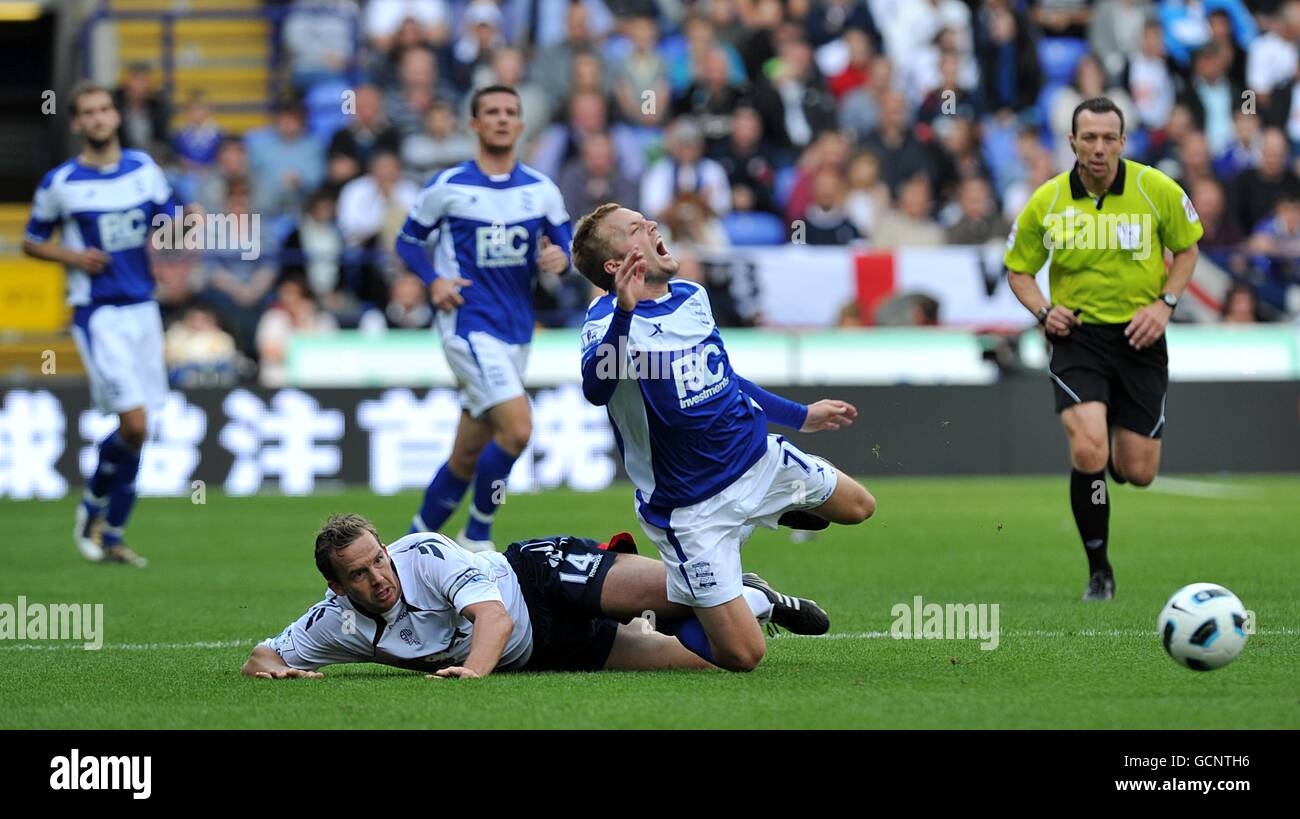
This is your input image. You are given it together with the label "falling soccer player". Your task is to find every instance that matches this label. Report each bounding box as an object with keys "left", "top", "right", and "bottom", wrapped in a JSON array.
[{"left": 568, "top": 203, "right": 878, "bottom": 671}]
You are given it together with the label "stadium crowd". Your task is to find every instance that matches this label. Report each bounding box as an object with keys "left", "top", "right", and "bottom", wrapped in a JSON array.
[{"left": 107, "top": 0, "right": 1300, "bottom": 385}]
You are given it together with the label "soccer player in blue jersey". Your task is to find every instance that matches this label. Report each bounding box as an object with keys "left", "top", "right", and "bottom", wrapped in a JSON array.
[
  {"left": 23, "top": 82, "right": 194, "bottom": 567},
  {"left": 395, "top": 85, "right": 574, "bottom": 552},
  {"left": 571, "top": 203, "right": 878, "bottom": 671}
]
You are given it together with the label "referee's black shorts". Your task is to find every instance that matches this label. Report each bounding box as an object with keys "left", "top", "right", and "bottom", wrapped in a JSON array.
[{"left": 1047, "top": 323, "right": 1169, "bottom": 439}]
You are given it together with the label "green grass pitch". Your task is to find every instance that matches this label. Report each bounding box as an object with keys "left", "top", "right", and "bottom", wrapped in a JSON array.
[{"left": 3, "top": 476, "right": 1298, "bottom": 729}]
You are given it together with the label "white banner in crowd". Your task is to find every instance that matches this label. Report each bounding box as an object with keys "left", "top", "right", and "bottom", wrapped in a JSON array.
[{"left": 741, "top": 244, "right": 1049, "bottom": 327}]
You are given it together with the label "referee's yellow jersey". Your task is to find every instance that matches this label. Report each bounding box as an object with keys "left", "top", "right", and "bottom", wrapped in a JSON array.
[{"left": 1004, "top": 159, "right": 1204, "bottom": 324}]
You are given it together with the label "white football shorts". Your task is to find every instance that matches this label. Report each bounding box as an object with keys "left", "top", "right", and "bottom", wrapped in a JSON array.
[
  {"left": 441, "top": 330, "right": 531, "bottom": 418},
  {"left": 635, "top": 434, "right": 839, "bottom": 608},
  {"left": 70, "top": 300, "right": 169, "bottom": 415}
]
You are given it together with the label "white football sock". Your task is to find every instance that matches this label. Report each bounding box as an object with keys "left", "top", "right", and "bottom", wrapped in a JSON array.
[{"left": 743, "top": 587, "right": 773, "bottom": 623}]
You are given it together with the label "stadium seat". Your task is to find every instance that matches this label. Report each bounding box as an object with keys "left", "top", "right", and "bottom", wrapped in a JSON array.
[
  {"left": 1037, "top": 38, "right": 1090, "bottom": 87},
  {"left": 773, "top": 166, "right": 799, "bottom": 211},
  {"left": 723, "top": 211, "right": 788, "bottom": 246},
  {"left": 304, "top": 80, "right": 353, "bottom": 144}
]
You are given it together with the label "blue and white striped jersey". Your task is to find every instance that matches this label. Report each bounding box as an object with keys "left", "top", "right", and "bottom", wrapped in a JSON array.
[
  {"left": 25, "top": 150, "right": 180, "bottom": 307},
  {"left": 580, "top": 280, "right": 807, "bottom": 511},
  {"left": 396, "top": 160, "right": 573, "bottom": 344}
]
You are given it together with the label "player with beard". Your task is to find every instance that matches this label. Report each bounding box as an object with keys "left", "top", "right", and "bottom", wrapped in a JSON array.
[{"left": 23, "top": 81, "right": 198, "bottom": 567}]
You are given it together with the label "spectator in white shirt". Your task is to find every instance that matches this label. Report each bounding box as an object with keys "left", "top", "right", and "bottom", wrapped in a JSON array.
[
  {"left": 1129, "top": 19, "right": 1177, "bottom": 130},
  {"left": 640, "top": 117, "right": 732, "bottom": 221},
  {"left": 365, "top": 0, "right": 451, "bottom": 52},
  {"left": 336, "top": 151, "right": 419, "bottom": 252},
  {"left": 1246, "top": 1, "right": 1300, "bottom": 104}
]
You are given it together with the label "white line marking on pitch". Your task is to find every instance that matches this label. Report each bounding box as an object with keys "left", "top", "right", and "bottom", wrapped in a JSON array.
[
  {"left": 779, "top": 627, "right": 1300, "bottom": 640},
  {"left": 1144, "top": 477, "right": 1256, "bottom": 498},
  {"left": 2, "top": 628, "right": 1295, "bottom": 651},
  {"left": 0, "top": 639, "right": 248, "bottom": 652}
]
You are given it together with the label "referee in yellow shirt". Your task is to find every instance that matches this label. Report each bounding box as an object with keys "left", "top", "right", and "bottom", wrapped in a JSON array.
[{"left": 1005, "top": 97, "right": 1203, "bottom": 601}]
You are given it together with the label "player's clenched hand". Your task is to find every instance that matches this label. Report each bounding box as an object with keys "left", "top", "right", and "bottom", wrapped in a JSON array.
[
  {"left": 538, "top": 236, "right": 569, "bottom": 275},
  {"left": 613, "top": 246, "right": 645, "bottom": 312},
  {"left": 428, "top": 666, "right": 482, "bottom": 679},
  {"left": 1043, "top": 305, "right": 1081, "bottom": 337},
  {"left": 801, "top": 399, "right": 858, "bottom": 433},
  {"left": 1125, "top": 301, "right": 1171, "bottom": 350},
  {"left": 76, "top": 248, "right": 111, "bottom": 274},
  {"left": 253, "top": 668, "right": 323, "bottom": 680},
  {"left": 430, "top": 276, "right": 472, "bottom": 311}
]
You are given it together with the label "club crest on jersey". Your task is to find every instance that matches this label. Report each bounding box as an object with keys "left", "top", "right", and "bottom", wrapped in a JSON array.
[
  {"left": 475, "top": 224, "right": 530, "bottom": 267},
  {"left": 399, "top": 627, "right": 420, "bottom": 647}
]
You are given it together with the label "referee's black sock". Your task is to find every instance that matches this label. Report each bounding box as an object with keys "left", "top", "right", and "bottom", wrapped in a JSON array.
[{"left": 1070, "top": 468, "right": 1111, "bottom": 575}]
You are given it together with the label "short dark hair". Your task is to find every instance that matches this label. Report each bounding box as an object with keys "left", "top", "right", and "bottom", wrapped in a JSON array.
[
  {"left": 1071, "top": 96, "right": 1125, "bottom": 136},
  {"left": 314, "top": 514, "right": 380, "bottom": 582},
  {"left": 69, "top": 81, "right": 115, "bottom": 116},
  {"left": 571, "top": 202, "right": 622, "bottom": 291},
  {"left": 470, "top": 84, "right": 521, "bottom": 118}
]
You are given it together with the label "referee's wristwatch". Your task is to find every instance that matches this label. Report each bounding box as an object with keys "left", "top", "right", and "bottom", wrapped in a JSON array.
[
  {"left": 1036, "top": 305, "right": 1051, "bottom": 325},
  {"left": 1158, "top": 293, "right": 1179, "bottom": 311}
]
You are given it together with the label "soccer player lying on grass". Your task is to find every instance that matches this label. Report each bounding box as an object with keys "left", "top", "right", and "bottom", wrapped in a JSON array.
[
  {"left": 242, "top": 514, "right": 826, "bottom": 679},
  {"left": 570, "top": 203, "right": 878, "bottom": 673}
]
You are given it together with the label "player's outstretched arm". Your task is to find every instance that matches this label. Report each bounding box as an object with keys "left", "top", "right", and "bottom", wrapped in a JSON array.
[
  {"left": 799, "top": 399, "right": 858, "bottom": 433},
  {"left": 428, "top": 601, "right": 512, "bottom": 680},
  {"left": 734, "top": 375, "right": 809, "bottom": 430},
  {"left": 241, "top": 645, "right": 323, "bottom": 680}
]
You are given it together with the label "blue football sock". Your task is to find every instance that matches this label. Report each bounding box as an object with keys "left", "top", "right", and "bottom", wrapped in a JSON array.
[
  {"left": 465, "top": 441, "right": 519, "bottom": 541},
  {"left": 412, "top": 462, "right": 470, "bottom": 533},
  {"left": 660, "top": 616, "right": 716, "bottom": 664},
  {"left": 101, "top": 443, "right": 141, "bottom": 547},
  {"left": 87, "top": 432, "right": 131, "bottom": 501}
]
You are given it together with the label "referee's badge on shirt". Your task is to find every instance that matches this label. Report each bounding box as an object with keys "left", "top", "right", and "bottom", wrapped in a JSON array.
[{"left": 1114, "top": 221, "right": 1143, "bottom": 251}]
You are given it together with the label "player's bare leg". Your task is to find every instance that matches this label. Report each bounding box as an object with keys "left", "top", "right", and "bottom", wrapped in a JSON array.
[
  {"left": 598, "top": 553, "right": 828, "bottom": 665},
  {"left": 460, "top": 396, "right": 533, "bottom": 549},
  {"left": 602, "top": 622, "right": 714, "bottom": 671},
  {"left": 693, "top": 596, "right": 767, "bottom": 672},
  {"left": 412, "top": 410, "right": 492, "bottom": 535},
  {"left": 598, "top": 553, "right": 693, "bottom": 619},
  {"left": 447, "top": 410, "right": 494, "bottom": 479},
  {"left": 1110, "top": 428, "right": 1162, "bottom": 487},
  {"left": 811, "top": 468, "right": 876, "bottom": 525},
  {"left": 485, "top": 395, "right": 532, "bottom": 458},
  {"left": 1060, "top": 401, "right": 1114, "bottom": 600}
]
